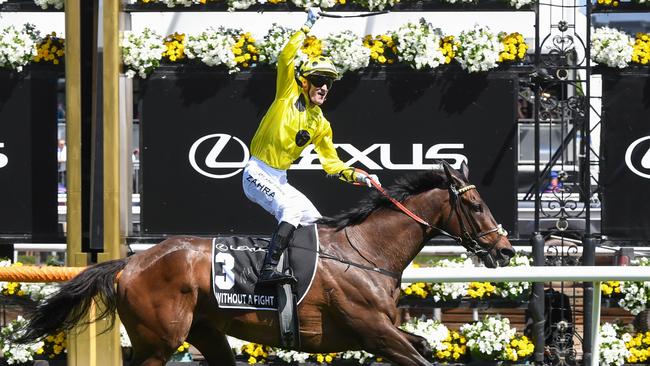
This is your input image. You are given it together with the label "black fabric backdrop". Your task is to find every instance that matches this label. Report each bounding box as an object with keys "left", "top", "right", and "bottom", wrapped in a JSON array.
[
  {"left": 140, "top": 67, "right": 517, "bottom": 236},
  {"left": 600, "top": 71, "right": 650, "bottom": 240},
  {"left": 0, "top": 70, "right": 59, "bottom": 240}
]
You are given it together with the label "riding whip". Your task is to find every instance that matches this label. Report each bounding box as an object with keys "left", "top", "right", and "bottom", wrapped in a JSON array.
[{"left": 317, "top": 10, "right": 390, "bottom": 18}]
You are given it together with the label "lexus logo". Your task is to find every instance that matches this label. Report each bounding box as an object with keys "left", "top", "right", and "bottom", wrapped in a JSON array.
[
  {"left": 188, "top": 133, "right": 468, "bottom": 179},
  {"left": 625, "top": 136, "right": 650, "bottom": 179},
  {"left": 188, "top": 134, "right": 250, "bottom": 179}
]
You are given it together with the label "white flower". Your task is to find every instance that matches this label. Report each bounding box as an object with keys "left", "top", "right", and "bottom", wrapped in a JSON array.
[
  {"left": 185, "top": 27, "right": 238, "bottom": 72},
  {"left": 161, "top": 0, "right": 202, "bottom": 6},
  {"left": 33, "top": 0, "right": 65, "bottom": 9},
  {"left": 121, "top": 28, "right": 165, "bottom": 79},
  {"left": 591, "top": 27, "right": 633, "bottom": 68},
  {"left": 427, "top": 255, "right": 474, "bottom": 301},
  {"left": 0, "top": 316, "right": 44, "bottom": 364},
  {"left": 441, "top": 0, "right": 475, "bottom": 4},
  {"left": 455, "top": 24, "right": 502, "bottom": 73},
  {"left": 340, "top": 349, "right": 375, "bottom": 363},
  {"left": 461, "top": 315, "right": 516, "bottom": 360},
  {"left": 323, "top": 30, "right": 370, "bottom": 75},
  {"left": 392, "top": 19, "right": 446, "bottom": 70},
  {"left": 495, "top": 254, "right": 531, "bottom": 299},
  {"left": 0, "top": 23, "right": 40, "bottom": 72},
  {"left": 400, "top": 318, "right": 451, "bottom": 353},
  {"left": 227, "top": 0, "right": 258, "bottom": 11},
  {"left": 509, "top": 0, "right": 532, "bottom": 8},
  {"left": 257, "top": 23, "right": 295, "bottom": 66},
  {"left": 616, "top": 257, "right": 650, "bottom": 315},
  {"left": 350, "top": 0, "right": 397, "bottom": 11},
  {"left": 290, "top": 0, "right": 338, "bottom": 8},
  {"left": 599, "top": 323, "right": 630, "bottom": 366},
  {"left": 274, "top": 348, "right": 310, "bottom": 363}
]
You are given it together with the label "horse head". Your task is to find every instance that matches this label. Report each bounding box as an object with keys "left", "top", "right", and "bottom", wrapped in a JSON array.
[{"left": 439, "top": 160, "right": 515, "bottom": 268}]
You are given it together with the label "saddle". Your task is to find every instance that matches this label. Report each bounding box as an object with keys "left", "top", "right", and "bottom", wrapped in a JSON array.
[{"left": 211, "top": 225, "right": 320, "bottom": 348}]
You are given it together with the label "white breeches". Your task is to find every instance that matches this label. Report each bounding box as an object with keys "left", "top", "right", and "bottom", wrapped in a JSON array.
[{"left": 242, "top": 157, "right": 321, "bottom": 227}]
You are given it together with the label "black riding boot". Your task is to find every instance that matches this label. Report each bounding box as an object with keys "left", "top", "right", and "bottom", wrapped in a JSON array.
[{"left": 258, "top": 222, "right": 297, "bottom": 285}]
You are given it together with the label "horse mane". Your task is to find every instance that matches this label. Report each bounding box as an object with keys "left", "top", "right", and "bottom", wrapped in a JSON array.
[{"left": 317, "top": 170, "right": 447, "bottom": 230}]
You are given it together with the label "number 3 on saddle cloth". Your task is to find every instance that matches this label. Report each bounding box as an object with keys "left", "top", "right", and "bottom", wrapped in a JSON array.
[{"left": 211, "top": 225, "right": 319, "bottom": 311}]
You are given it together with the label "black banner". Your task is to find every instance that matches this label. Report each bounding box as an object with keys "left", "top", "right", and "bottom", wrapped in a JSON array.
[
  {"left": 140, "top": 67, "right": 517, "bottom": 236},
  {"left": 600, "top": 71, "right": 650, "bottom": 240},
  {"left": 0, "top": 70, "right": 59, "bottom": 240}
]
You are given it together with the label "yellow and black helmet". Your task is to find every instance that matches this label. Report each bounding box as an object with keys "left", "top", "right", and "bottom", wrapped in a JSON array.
[{"left": 299, "top": 56, "right": 339, "bottom": 79}]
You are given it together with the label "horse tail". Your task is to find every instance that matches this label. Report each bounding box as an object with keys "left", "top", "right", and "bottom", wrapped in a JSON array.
[{"left": 14, "top": 258, "right": 129, "bottom": 344}]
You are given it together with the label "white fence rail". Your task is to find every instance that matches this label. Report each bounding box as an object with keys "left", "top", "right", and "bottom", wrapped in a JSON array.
[{"left": 402, "top": 266, "right": 650, "bottom": 366}]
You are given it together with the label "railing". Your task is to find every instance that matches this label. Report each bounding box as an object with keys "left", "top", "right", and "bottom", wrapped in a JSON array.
[{"left": 402, "top": 266, "right": 650, "bottom": 366}]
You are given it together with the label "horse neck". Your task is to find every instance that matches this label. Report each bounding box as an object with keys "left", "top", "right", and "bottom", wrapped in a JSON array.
[{"left": 352, "top": 190, "right": 445, "bottom": 274}]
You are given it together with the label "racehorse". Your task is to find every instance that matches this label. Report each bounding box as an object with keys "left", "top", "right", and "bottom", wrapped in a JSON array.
[{"left": 16, "top": 161, "right": 514, "bottom": 366}]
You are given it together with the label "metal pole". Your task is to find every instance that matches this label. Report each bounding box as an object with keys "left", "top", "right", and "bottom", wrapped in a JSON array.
[
  {"left": 530, "top": 233, "right": 545, "bottom": 365},
  {"left": 591, "top": 282, "right": 602, "bottom": 366},
  {"left": 582, "top": 236, "right": 595, "bottom": 365}
]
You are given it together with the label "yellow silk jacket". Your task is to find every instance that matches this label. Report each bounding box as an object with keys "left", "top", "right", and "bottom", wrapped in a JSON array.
[{"left": 249, "top": 30, "right": 356, "bottom": 183}]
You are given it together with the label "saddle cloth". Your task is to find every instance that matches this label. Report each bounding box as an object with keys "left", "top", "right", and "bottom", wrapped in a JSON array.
[{"left": 211, "top": 225, "right": 319, "bottom": 310}]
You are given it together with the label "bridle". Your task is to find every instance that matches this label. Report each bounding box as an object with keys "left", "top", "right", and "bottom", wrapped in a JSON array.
[
  {"left": 360, "top": 172, "right": 508, "bottom": 262},
  {"left": 442, "top": 183, "right": 508, "bottom": 262}
]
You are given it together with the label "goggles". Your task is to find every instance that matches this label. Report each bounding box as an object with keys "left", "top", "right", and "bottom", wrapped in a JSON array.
[{"left": 307, "top": 75, "right": 334, "bottom": 89}]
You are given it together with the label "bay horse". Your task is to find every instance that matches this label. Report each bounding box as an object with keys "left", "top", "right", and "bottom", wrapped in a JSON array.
[{"left": 16, "top": 161, "right": 514, "bottom": 366}]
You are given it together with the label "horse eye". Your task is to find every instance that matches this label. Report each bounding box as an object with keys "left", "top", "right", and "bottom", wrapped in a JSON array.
[{"left": 472, "top": 203, "right": 483, "bottom": 213}]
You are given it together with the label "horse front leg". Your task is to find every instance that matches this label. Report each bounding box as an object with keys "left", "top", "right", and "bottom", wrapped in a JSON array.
[
  {"left": 354, "top": 317, "right": 433, "bottom": 366},
  {"left": 398, "top": 329, "right": 433, "bottom": 360}
]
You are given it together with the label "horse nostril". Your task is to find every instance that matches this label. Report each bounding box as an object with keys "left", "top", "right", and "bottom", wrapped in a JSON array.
[{"left": 499, "top": 248, "right": 515, "bottom": 259}]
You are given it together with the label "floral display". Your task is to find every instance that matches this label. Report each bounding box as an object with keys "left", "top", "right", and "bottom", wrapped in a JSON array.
[
  {"left": 401, "top": 318, "right": 468, "bottom": 362},
  {"left": 300, "top": 34, "right": 324, "bottom": 60},
  {"left": 322, "top": 30, "right": 370, "bottom": 75},
  {"left": 0, "top": 23, "right": 39, "bottom": 72},
  {"left": 600, "top": 323, "right": 630, "bottom": 366},
  {"left": 468, "top": 281, "right": 496, "bottom": 299},
  {"left": 233, "top": 32, "right": 259, "bottom": 69},
  {"left": 162, "top": 32, "right": 186, "bottom": 63},
  {"left": 460, "top": 315, "right": 532, "bottom": 361},
  {"left": 0, "top": 317, "right": 44, "bottom": 365},
  {"left": 363, "top": 34, "right": 398, "bottom": 65},
  {"left": 35, "top": 331, "right": 66, "bottom": 360},
  {"left": 121, "top": 27, "right": 166, "bottom": 79},
  {"left": 455, "top": 24, "right": 502, "bottom": 72},
  {"left": 632, "top": 32, "right": 650, "bottom": 65},
  {"left": 185, "top": 27, "right": 238, "bottom": 72},
  {"left": 338, "top": 350, "right": 376, "bottom": 364},
  {"left": 424, "top": 255, "right": 473, "bottom": 302},
  {"left": 351, "top": 0, "right": 397, "bottom": 11},
  {"left": 33, "top": 0, "right": 64, "bottom": 9},
  {"left": 508, "top": 0, "right": 533, "bottom": 8},
  {"left": 440, "top": 35, "right": 457, "bottom": 64},
  {"left": 241, "top": 342, "right": 272, "bottom": 364},
  {"left": 591, "top": 26, "right": 634, "bottom": 69},
  {"left": 622, "top": 330, "right": 650, "bottom": 364},
  {"left": 257, "top": 23, "right": 294, "bottom": 66},
  {"left": 402, "top": 281, "right": 431, "bottom": 299},
  {"left": 499, "top": 32, "right": 528, "bottom": 63},
  {"left": 602, "top": 280, "right": 622, "bottom": 296},
  {"left": 33, "top": 32, "right": 65, "bottom": 65},
  {"left": 392, "top": 19, "right": 446, "bottom": 70},
  {"left": 289, "top": 0, "right": 340, "bottom": 9},
  {"left": 596, "top": 0, "right": 619, "bottom": 7},
  {"left": 494, "top": 254, "right": 531, "bottom": 299},
  {"left": 604, "top": 258, "right": 650, "bottom": 315}
]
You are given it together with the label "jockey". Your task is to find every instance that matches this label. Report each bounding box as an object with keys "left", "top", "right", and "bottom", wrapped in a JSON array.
[{"left": 243, "top": 8, "right": 379, "bottom": 285}]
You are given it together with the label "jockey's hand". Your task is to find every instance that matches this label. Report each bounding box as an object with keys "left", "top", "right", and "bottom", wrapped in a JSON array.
[
  {"left": 355, "top": 169, "right": 381, "bottom": 187},
  {"left": 305, "top": 7, "right": 321, "bottom": 28}
]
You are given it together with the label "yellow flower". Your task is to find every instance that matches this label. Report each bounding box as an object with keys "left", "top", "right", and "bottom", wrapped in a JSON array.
[{"left": 247, "top": 356, "right": 257, "bottom": 364}]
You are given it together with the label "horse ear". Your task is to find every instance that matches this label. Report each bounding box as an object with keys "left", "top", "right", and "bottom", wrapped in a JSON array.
[
  {"left": 460, "top": 160, "right": 469, "bottom": 180},
  {"left": 442, "top": 160, "right": 454, "bottom": 182}
]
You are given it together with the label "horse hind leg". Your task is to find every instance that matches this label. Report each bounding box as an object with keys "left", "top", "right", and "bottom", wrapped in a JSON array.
[{"left": 187, "top": 324, "right": 236, "bottom": 366}]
